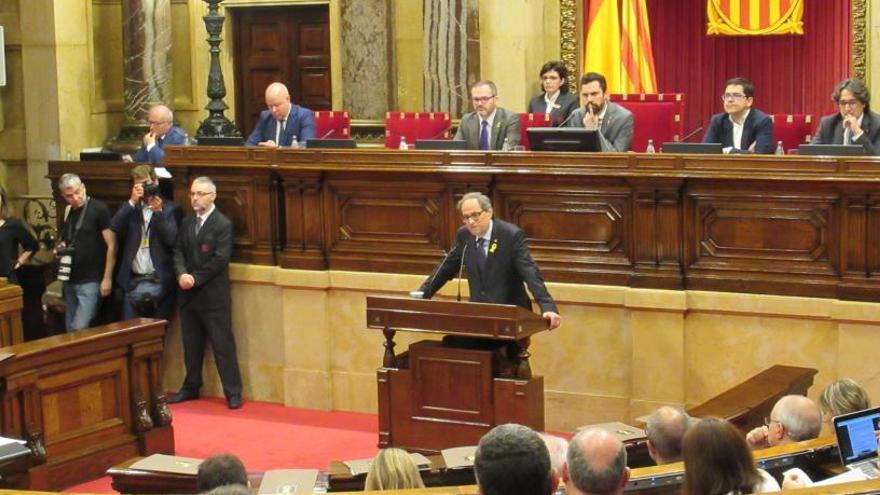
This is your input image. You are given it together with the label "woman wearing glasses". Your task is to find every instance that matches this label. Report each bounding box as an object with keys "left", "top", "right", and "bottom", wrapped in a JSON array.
[{"left": 527, "top": 61, "right": 578, "bottom": 127}]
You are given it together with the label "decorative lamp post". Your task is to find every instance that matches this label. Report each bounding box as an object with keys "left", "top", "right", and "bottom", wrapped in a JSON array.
[{"left": 195, "top": 0, "right": 243, "bottom": 144}]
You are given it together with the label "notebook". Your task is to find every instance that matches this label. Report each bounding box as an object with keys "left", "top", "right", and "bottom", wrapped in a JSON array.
[
  {"left": 257, "top": 469, "right": 319, "bottom": 494},
  {"left": 833, "top": 406, "right": 880, "bottom": 478}
]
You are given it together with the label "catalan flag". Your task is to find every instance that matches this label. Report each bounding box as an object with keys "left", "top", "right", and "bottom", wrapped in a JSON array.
[
  {"left": 584, "top": 0, "right": 658, "bottom": 93},
  {"left": 707, "top": 0, "right": 804, "bottom": 36}
]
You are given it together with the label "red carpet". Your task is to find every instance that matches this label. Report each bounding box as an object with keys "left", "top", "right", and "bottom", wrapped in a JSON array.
[{"left": 64, "top": 397, "right": 381, "bottom": 493}]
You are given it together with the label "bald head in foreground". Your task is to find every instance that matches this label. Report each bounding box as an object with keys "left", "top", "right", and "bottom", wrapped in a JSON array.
[
  {"left": 564, "top": 428, "right": 629, "bottom": 495},
  {"left": 474, "top": 423, "right": 553, "bottom": 495},
  {"left": 746, "top": 394, "right": 822, "bottom": 449},
  {"left": 245, "top": 82, "right": 316, "bottom": 148}
]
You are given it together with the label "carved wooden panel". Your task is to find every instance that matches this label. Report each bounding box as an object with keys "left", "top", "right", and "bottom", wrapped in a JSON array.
[
  {"left": 279, "top": 170, "right": 326, "bottom": 269},
  {"left": 411, "top": 342, "right": 492, "bottom": 425}
]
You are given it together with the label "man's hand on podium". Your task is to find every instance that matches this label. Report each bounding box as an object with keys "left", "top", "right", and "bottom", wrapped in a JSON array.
[{"left": 543, "top": 311, "right": 561, "bottom": 330}]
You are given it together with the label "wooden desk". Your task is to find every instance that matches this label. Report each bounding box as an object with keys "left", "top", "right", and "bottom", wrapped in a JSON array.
[
  {"left": 0, "top": 318, "right": 173, "bottom": 490},
  {"left": 0, "top": 280, "right": 24, "bottom": 346}
]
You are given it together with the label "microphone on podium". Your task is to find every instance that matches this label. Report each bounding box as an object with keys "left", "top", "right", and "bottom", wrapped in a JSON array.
[
  {"left": 678, "top": 126, "right": 704, "bottom": 142},
  {"left": 319, "top": 128, "right": 336, "bottom": 139},
  {"left": 456, "top": 243, "right": 469, "bottom": 302}
]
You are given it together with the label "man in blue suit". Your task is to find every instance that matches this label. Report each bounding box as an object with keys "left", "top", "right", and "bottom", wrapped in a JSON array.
[
  {"left": 703, "top": 77, "right": 774, "bottom": 154},
  {"left": 245, "top": 82, "right": 316, "bottom": 147},
  {"left": 110, "top": 164, "right": 181, "bottom": 319},
  {"left": 123, "top": 105, "right": 189, "bottom": 168}
]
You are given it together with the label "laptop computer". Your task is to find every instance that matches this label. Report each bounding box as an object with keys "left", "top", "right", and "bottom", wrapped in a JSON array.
[
  {"left": 832, "top": 406, "right": 880, "bottom": 478},
  {"left": 661, "top": 142, "right": 723, "bottom": 154},
  {"left": 798, "top": 144, "right": 866, "bottom": 156},
  {"left": 305, "top": 138, "right": 357, "bottom": 149},
  {"left": 415, "top": 139, "right": 469, "bottom": 150}
]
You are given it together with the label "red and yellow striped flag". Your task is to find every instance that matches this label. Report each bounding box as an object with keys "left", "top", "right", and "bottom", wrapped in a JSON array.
[
  {"left": 707, "top": 0, "right": 804, "bottom": 35},
  {"left": 584, "top": 0, "right": 658, "bottom": 93}
]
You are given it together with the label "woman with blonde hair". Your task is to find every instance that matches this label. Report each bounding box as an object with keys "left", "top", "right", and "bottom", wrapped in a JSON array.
[
  {"left": 819, "top": 378, "right": 871, "bottom": 429},
  {"left": 364, "top": 447, "right": 425, "bottom": 491}
]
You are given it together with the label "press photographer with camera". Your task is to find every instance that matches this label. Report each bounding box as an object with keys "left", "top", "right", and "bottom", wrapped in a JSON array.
[
  {"left": 110, "top": 164, "right": 181, "bottom": 319},
  {"left": 56, "top": 173, "right": 115, "bottom": 331}
]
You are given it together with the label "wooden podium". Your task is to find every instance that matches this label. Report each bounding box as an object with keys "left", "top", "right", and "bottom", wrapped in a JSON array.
[{"left": 366, "top": 296, "right": 548, "bottom": 452}]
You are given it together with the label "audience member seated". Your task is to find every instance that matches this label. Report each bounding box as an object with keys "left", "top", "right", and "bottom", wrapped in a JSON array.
[
  {"left": 539, "top": 433, "right": 569, "bottom": 493},
  {"left": 474, "top": 423, "right": 553, "bottom": 495},
  {"left": 245, "top": 82, "right": 316, "bottom": 148},
  {"left": 455, "top": 80, "right": 520, "bottom": 150},
  {"left": 812, "top": 78, "right": 880, "bottom": 155},
  {"left": 819, "top": 377, "right": 871, "bottom": 433},
  {"left": 528, "top": 61, "right": 579, "bottom": 127},
  {"left": 563, "top": 427, "right": 629, "bottom": 495},
  {"left": 363, "top": 447, "right": 426, "bottom": 491},
  {"left": 204, "top": 484, "right": 250, "bottom": 495},
  {"left": 566, "top": 72, "right": 634, "bottom": 151},
  {"left": 197, "top": 453, "right": 248, "bottom": 492},
  {"left": 123, "top": 104, "right": 189, "bottom": 169},
  {"left": 745, "top": 394, "right": 822, "bottom": 450},
  {"left": 703, "top": 76, "right": 775, "bottom": 154},
  {"left": 645, "top": 406, "right": 691, "bottom": 465},
  {"left": 682, "top": 417, "right": 780, "bottom": 494}
]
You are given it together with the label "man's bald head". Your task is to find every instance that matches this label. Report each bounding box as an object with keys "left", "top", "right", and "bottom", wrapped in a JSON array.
[
  {"left": 646, "top": 406, "right": 691, "bottom": 464},
  {"left": 771, "top": 395, "right": 822, "bottom": 445},
  {"left": 566, "top": 428, "right": 629, "bottom": 495},
  {"left": 265, "top": 82, "right": 292, "bottom": 121}
]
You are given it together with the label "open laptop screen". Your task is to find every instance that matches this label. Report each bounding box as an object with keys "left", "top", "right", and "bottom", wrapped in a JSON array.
[{"left": 834, "top": 407, "right": 880, "bottom": 466}]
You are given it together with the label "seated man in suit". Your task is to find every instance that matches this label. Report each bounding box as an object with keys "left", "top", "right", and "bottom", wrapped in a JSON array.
[
  {"left": 454, "top": 80, "right": 520, "bottom": 150},
  {"left": 122, "top": 105, "right": 189, "bottom": 177},
  {"left": 245, "top": 82, "right": 316, "bottom": 147},
  {"left": 566, "top": 72, "right": 634, "bottom": 151},
  {"left": 475, "top": 424, "right": 554, "bottom": 495},
  {"left": 812, "top": 78, "right": 880, "bottom": 155},
  {"left": 703, "top": 77, "right": 774, "bottom": 154},
  {"left": 745, "top": 395, "right": 821, "bottom": 449},
  {"left": 564, "top": 428, "right": 629, "bottom": 495},
  {"left": 417, "top": 192, "right": 561, "bottom": 330},
  {"left": 645, "top": 406, "right": 691, "bottom": 465}
]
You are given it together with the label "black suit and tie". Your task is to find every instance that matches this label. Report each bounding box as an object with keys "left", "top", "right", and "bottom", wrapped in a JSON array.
[
  {"left": 172, "top": 206, "right": 242, "bottom": 402},
  {"left": 812, "top": 110, "right": 880, "bottom": 156},
  {"left": 418, "top": 219, "right": 557, "bottom": 314}
]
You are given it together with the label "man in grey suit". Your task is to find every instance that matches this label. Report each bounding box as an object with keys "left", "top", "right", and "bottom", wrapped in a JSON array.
[
  {"left": 566, "top": 72, "right": 634, "bottom": 152},
  {"left": 812, "top": 78, "right": 880, "bottom": 156},
  {"left": 454, "top": 80, "right": 520, "bottom": 150}
]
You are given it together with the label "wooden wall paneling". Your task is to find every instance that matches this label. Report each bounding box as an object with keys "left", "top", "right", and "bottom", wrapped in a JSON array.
[
  {"left": 0, "top": 282, "right": 24, "bottom": 345},
  {"left": 129, "top": 338, "right": 174, "bottom": 454},
  {"left": 628, "top": 177, "right": 684, "bottom": 289},
  {"left": 278, "top": 169, "right": 326, "bottom": 270}
]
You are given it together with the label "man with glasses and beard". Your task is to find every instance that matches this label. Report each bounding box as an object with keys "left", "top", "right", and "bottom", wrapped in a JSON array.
[
  {"left": 454, "top": 81, "right": 521, "bottom": 150},
  {"left": 812, "top": 78, "right": 880, "bottom": 155},
  {"left": 416, "top": 192, "right": 561, "bottom": 330},
  {"left": 566, "top": 72, "right": 634, "bottom": 152},
  {"left": 703, "top": 76, "right": 775, "bottom": 154}
]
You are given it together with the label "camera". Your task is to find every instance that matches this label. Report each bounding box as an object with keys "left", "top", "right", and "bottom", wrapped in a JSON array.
[
  {"left": 142, "top": 180, "right": 160, "bottom": 198},
  {"left": 54, "top": 245, "right": 75, "bottom": 257}
]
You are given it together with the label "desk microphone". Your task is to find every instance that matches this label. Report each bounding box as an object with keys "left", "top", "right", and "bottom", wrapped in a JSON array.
[
  {"left": 456, "top": 243, "right": 468, "bottom": 302},
  {"left": 319, "top": 128, "right": 336, "bottom": 139},
  {"left": 678, "top": 126, "right": 704, "bottom": 142},
  {"left": 414, "top": 243, "right": 458, "bottom": 298}
]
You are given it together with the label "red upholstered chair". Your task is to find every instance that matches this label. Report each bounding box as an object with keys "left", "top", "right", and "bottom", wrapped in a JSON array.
[
  {"left": 314, "top": 111, "right": 352, "bottom": 139},
  {"left": 384, "top": 112, "right": 452, "bottom": 149},
  {"left": 611, "top": 93, "right": 684, "bottom": 152},
  {"left": 518, "top": 113, "right": 553, "bottom": 150},
  {"left": 770, "top": 114, "right": 813, "bottom": 153}
]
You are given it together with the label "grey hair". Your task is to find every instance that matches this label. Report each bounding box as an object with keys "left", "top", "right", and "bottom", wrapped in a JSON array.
[
  {"left": 567, "top": 429, "right": 627, "bottom": 495},
  {"left": 777, "top": 395, "right": 822, "bottom": 441},
  {"left": 820, "top": 378, "right": 871, "bottom": 417},
  {"left": 192, "top": 176, "right": 217, "bottom": 193},
  {"left": 833, "top": 78, "right": 871, "bottom": 110},
  {"left": 646, "top": 406, "right": 691, "bottom": 461},
  {"left": 457, "top": 192, "right": 492, "bottom": 213},
  {"left": 58, "top": 173, "right": 83, "bottom": 190}
]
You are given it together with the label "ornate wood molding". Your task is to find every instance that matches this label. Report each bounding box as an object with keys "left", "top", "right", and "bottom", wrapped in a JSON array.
[
  {"left": 560, "top": 0, "right": 579, "bottom": 93},
  {"left": 853, "top": 0, "right": 866, "bottom": 81}
]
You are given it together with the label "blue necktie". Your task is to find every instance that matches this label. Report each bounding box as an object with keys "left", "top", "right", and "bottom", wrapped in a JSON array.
[
  {"left": 479, "top": 120, "right": 489, "bottom": 150},
  {"left": 474, "top": 238, "right": 487, "bottom": 271}
]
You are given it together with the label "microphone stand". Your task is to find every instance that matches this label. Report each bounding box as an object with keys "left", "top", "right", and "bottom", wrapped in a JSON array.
[{"left": 456, "top": 243, "right": 468, "bottom": 302}]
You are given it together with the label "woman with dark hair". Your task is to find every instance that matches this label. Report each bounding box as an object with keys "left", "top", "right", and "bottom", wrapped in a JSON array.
[
  {"left": 0, "top": 186, "right": 38, "bottom": 284},
  {"left": 682, "top": 417, "right": 780, "bottom": 494},
  {"left": 528, "top": 61, "right": 579, "bottom": 126}
]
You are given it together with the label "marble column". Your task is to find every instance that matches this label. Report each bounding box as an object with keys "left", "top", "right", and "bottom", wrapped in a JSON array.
[
  {"left": 423, "top": 0, "right": 479, "bottom": 116},
  {"left": 106, "top": 0, "right": 173, "bottom": 151}
]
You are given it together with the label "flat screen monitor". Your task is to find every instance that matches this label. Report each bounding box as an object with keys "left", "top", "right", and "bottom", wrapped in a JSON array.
[
  {"left": 305, "top": 138, "right": 357, "bottom": 149},
  {"left": 527, "top": 128, "right": 600, "bottom": 152},
  {"left": 415, "top": 139, "right": 469, "bottom": 150},
  {"left": 798, "top": 144, "right": 866, "bottom": 156},
  {"left": 79, "top": 151, "right": 123, "bottom": 161},
  {"left": 661, "top": 142, "right": 723, "bottom": 154}
]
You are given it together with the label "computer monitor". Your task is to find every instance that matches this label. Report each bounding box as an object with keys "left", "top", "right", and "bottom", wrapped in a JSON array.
[
  {"left": 661, "top": 142, "right": 723, "bottom": 154},
  {"left": 79, "top": 151, "right": 123, "bottom": 161},
  {"left": 798, "top": 144, "right": 866, "bottom": 156},
  {"left": 414, "top": 139, "right": 469, "bottom": 150},
  {"left": 527, "top": 128, "right": 601, "bottom": 152},
  {"left": 305, "top": 138, "right": 357, "bottom": 149}
]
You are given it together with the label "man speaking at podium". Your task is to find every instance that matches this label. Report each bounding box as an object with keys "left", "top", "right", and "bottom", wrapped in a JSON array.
[{"left": 416, "top": 192, "right": 561, "bottom": 330}]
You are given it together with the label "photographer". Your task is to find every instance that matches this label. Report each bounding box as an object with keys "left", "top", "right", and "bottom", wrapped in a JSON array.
[
  {"left": 110, "top": 164, "right": 180, "bottom": 319},
  {"left": 57, "top": 173, "right": 115, "bottom": 331}
]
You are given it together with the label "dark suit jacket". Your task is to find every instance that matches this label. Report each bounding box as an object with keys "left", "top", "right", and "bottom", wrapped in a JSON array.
[
  {"left": 418, "top": 219, "right": 557, "bottom": 314},
  {"left": 527, "top": 92, "right": 579, "bottom": 127},
  {"left": 812, "top": 110, "right": 880, "bottom": 156},
  {"left": 453, "top": 107, "right": 521, "bottom": 150},
  {"left": 245, "top": 106, "right": 316, "bottom": 146},
  {"left": 110, "top": 198, "right": 181, "bottom": 291},
  {"left": 703, "top": 108, "right": 775, "bottom": 154},
  {"left": 566, "top": 102, "right": 634, "bottom": 151},
  {"left": 173, "top": 208, "right": 233, "bottom": 308},
  {"left": 132, "top": 126, "right": 188, "bottom": 164}
]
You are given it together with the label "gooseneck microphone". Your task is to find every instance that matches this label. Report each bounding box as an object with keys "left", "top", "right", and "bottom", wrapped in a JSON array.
[{"left": 456, "top": 242, "right": 469, "bottom": 302}]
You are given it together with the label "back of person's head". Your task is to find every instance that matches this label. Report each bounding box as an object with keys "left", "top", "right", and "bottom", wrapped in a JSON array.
[
  {"left": 475, "top": 423, "right": 552, "bottom": 495},
  {"left": 197, "top": 453, "right": 248, "bottom": 492},
  {"left": 566, "top": 428, "right": 628, "bottom": 495},
  {"left": 645, "top": 406, "right": 691, "bottom": 464},
  {"left": 364, "top": 447, "right": 425, "bottom": 491},
  {"left": 820, "top": 378, "right": 871, "bottom": 418},
  {"left": 681, "top": 417, "right": 761, "bottom": 495},
  {"left": 775, "top": 394, "right": 822, "bottom": 442},
  {"left": 203, "top": 483, "right": 250, "bottom": 495}
]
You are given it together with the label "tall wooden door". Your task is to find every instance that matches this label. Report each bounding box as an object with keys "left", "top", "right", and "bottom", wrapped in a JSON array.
[{"left": 234, "top": 6, "right": 331, "bottom": 137}]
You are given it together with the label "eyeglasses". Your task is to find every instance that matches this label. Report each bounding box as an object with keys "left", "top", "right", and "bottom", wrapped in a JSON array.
[
  {"left": 763, "top": 416, "right": 780, "bottom": 427},
  {"left": 190, "top": 191, "right": 215, "bottom": 198},
  {"left": 461, "top": 211, "right": 485, "bottom": 223},
  {"left": 472, "top": 96, "right": 496, "bottom": 104},
  {"left": 721, "top": 93, "right": 747, "bottom": 101},
  {"left": 148, "top": 120, "right": 172, "bottom": 125},
  {"left": 838, "top": 99, "right": 861, "bottom": 108}
]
